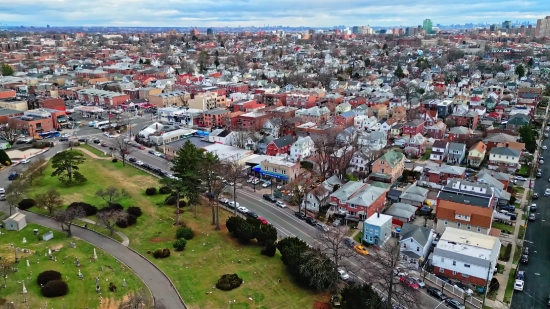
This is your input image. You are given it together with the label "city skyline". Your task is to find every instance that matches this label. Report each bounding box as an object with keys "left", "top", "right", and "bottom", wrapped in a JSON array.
[{"left": 1, "top": 0, "right": 549, "bottom": 28}]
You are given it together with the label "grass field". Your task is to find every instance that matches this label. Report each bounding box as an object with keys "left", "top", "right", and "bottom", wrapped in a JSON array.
[
  {"left": 0, "top": 223, "right": 146, "bottom": 309},
  {"left": 31, "top": 154, "right": 328, "bottom": 309},
  {"left": 78, "top": 144, "right": 112, "bottom": 158},
  {"left": 491, "top": 222, "right": 514, "bottom": 234}
]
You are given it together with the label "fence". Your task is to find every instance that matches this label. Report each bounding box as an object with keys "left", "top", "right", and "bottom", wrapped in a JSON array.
[{"left": 422, "top": 271, "right": 483, "bottom": 309}]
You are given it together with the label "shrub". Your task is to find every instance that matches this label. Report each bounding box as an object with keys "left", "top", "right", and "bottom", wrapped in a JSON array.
[
  {"left": 176, "top": 227, "right": 194, "bottom": 240},
  {"left": 145, "top": 187, "right": 157, "bottom": 196},
  {"left": 127, "top": 206, "right": 142, "bottom": 217},
  {"left": 127, "top": 214, "right": 137, "bottom": 226},
  {"left": 164, "top": 195, "right": 177, "bottom": 205},
  {"left": 41, "top": 280, "right": 68, "bottom": 297},
  {"left": 68, "top": 202, "right": 97, "bottom": 216},
  {"left": 159, "top": 186, "right": 172, "bottom": 194},
  {"left": 216, "top": 274, "right": 243, "bottom": 291},
  {"left": 18, "top": 198, "right": 36, "bottom": 210},
  {"left": 37, "top": 270, "right": 62, "bottom": 286},
  {"left": 112, "top": 158, "right": 118, "bottom": 163},
  {"left": 173, "top": 238, "right": 187, "bottom": 251},
  {"left": 0, "top": 149, "right": 12, "bottom": 166},
  {"left": 260, "top": 243, "right": 277, "bottom": 257},
  {"left": 179, "top": 200, "right": 187, "bottom": 207},
  {"left": 152, "top": 248, "right": 171, "bottom": 259},
  {"left": 489, "top": 277, "right": 500, "bottom": 293},
  {"left": 72, "top": 142, "right": 81, "bottom": 147},
  {"left": 110, "top": 203, "right": 124, "bottom": 211},
  {"left": 109, "top": 282, "right": 117, "bottom": 292}
]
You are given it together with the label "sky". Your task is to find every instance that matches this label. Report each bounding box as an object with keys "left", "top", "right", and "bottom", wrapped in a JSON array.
[{"left": 0, "top": 0, "right": 547, "bottom": 27}]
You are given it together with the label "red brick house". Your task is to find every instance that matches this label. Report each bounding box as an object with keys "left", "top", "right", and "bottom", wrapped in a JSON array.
[
  {"left": 425, "top": 121, "right": 446, "bottom": 139},
  {"left": 348, "top": 96, "right": 367, "bottom": 108},
  {"left": 329, "top": 181, "right": 389, "bottom": 220},
  {"left": 402, "top": 119, "right": 425, "bottom": 137},
  {"left": 425, "top": 165, "right": 466, "bottom": 184},
  {"left": 333, "top": 111, "right": 355, "bottom": 127},
  {"left": 449, "top": 108, "right": 479, "bottom": 129},
  {"left": 286, "top": 94, "right": 317, "bottom": 109},
  {"left": 265, "top": 135, "right": 295, "bottom": 156}
]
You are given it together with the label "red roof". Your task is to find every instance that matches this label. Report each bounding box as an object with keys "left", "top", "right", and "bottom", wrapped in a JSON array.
[{"left": 471, "top": 96, "right": 482, "bottom": 102}]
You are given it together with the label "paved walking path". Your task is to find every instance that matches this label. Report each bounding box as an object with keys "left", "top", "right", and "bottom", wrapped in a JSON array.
[
  {"left": 20, "top": 210, "right": 186, "bottom": 309},
  {"left": 73, "top": 146, "right": 111, "bottom": 159},
  {"left": 80, "top": 217, "right": 130, "bottom": 246}
]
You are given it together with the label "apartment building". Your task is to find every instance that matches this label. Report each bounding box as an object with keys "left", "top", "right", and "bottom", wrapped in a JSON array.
[
  {"left": 189, "top": 92, "right": 224, "bottom": 110},
  {"left": 432, "top": 228, "right": 500, "bottom": 286},
  {"left": 259, "top": 156, "right": 300, "bottom": 183},
  {"left": 149, "top": 91, "right": 190, "bottom": 108},
  {"left": 138, "top": 87, "right": 163, "bottom": 101}
]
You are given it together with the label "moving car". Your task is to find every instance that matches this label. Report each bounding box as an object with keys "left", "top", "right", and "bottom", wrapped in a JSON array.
[
  {"left": 353, "top": 244, "right": 369, "bottom": 255},
  {"left": 257, "top": 216, "right": 268, "bottom": 225},
  {"left": 446, "top": 298, "right": 465, "bottom": 309},
  {"left": 294, "top": 212, "right": 307, "bottom": 220},
  {"left": 315, "top": 222, "right": 329, "bottom": 232},
  {"left": 93, "top": 139, "right": 101, "bottom": 144},
  {"left": 427, "top": 287, "right": 448, "bottom": 301},
  {"left": 275, "top": 201, "right": 287, "bottom": 208},
  {"left": 59, "top": 137, "right": 69, "bottom": 142},
  {"left": 101, "top": 143, "right": 108, "bottom": 147},
  {"left": 305, "top": 217, "right": 317, "bottom": 225},
  {"left": 128, "top": 157, "right": 137, "bottom": 163},
  {"left": 400, "top": 277, "right": 419, "bottom": 289},
  {"left": 544, "top": 188, "right": 550, "bottom": 196},
  {"left": 337, "top": 268, "right": 350, "bottom": 280},
  {"left": 405, "top": 159, "right": 411, "bottom": 163},
  {"left": 410, "top": 277, "right": 426, "bottom": 288},
  {"left": 262, "top": 194, "right": 276, "bottom": 202},
  {"left": 514, "top": 280, "right": 524, "bottom": 291},
  {"left": 533, "top": 192, "right": 539, "bottom": 199},
  {"left": 8, "top": 172, "right": 19, "bottom": 180},
  {"left": 543, "top": 145, "right": 548, "bottom": 150},
  {"left": 528, "top": 213, "right": 536, "bottom": 221},
  {"left": 520, "top": 254, "right": 529, "bottom": 264},
  {"left": 530, "top": 203, "right": 537, "bottom": 211},
  {"left": 343, "top": 237, "right": 356, "bottom": 248}
]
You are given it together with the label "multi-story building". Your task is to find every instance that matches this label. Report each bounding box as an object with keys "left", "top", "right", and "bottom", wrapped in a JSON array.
[
  {"left": 488, "top": 146, "right": 521, "bottom": 173},
  {"left": 76, "top": 89, "right": 130, "bottom": 107},
  {"left": 370, "top": 150, "right": 405, "bottom": 183},
  {"left": 535, "top": 16, "right": 550, "bottom": 38},
  {"left": 423, "top": 19, "right": 433, "bottom": 34},
  {"left": 259, "top": 156, "right": 300, "bottom": 183},
  {"left": 296, "top": 106, "right": 330, "bottom": 124},
  {"left": 149, "top": 91, "right": 190, "bottom": 108},
  {"left": 435, "top": 198, "right": 494, "bottom": 235},
  {"left": 329, "top": 181, "right": 390, "bottom": 220},
  {"left": 286, "top": 93, "right": 317, "bottom": 109},
  {"left": 362, "top": 213, "right": 392, "bottom": 246},
  {"left": 432, "top": 228, "right": 500, "bottom": 286},
  {"left": 201, "top": 109, "right": 230, "bottom": 128},
  {"left": 189, "top": 92, "right": 223, "bottom": 110},
  {"left": 138, "top": 87, "right": 163, "bottom": 101}
]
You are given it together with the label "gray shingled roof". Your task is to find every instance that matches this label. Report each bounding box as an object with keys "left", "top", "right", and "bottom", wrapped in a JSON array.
[{"left": 400, "top": 223, "right": 432, "bottom": 247}]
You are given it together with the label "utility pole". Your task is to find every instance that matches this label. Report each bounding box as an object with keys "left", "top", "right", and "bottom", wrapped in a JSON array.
[{"left": 481, "top": 261, "right": 491, "bottom": 308}]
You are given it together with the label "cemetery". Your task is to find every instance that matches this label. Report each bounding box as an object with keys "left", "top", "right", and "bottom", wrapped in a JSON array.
[{"left": 0, "top": 222, "right": 146, "bottom": 308}]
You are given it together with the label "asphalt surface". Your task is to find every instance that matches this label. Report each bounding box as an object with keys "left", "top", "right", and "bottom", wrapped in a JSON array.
[
  {"left": 0, "top": 141, "right": 186, "bottom": 309},
  {"left": 512, "top": 135, "right": 550, "bottom": 309}
]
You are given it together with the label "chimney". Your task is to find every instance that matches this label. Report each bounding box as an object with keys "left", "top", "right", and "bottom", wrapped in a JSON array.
[
  {"left": 505, "top": 143, "right": 509, "bottom": 148},
  {"left": 377, "top": 212, "right": 380, "bottom": 218}
]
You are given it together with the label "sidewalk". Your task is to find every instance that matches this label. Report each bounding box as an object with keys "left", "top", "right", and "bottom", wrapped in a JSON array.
[
  {"left": 80, "top": 217, "right": 130, "bottom": 246},
  {"left": 73, "top": 146, "right": 111, "bottom": 160},
  {"left": 494, "top": 187, "right": 529, "bottom": 306}
]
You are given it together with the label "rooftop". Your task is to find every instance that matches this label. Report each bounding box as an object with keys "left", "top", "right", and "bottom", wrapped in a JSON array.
[
  {"left": 364, "top": 213, "right": 392, "bottom": 226},
  {"left": 438, "top": 227, "right": 498, "bottom": 254}
]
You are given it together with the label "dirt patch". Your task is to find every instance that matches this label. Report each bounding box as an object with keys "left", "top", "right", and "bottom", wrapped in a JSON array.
[
  {"left": 62, "top": 192, "right": 86, "bottom": 204},
  {"left": 100, "top": 295, "right": 129, "bottom": 309},
  {"left": 50, "top": 244, "right": 64, "bottom": 251},
  {"left": 149, "top": 237, "right": 172, "bottom": 243}
]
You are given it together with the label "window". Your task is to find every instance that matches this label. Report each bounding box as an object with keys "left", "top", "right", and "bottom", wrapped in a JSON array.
[
  {"left": 462, "top": 273, "right": 469, "bottom": 278},
  {"left": 467, "top": 225, "right": 471, "bottom": 230},
  {"left": 457, "top": 222, "right": 461, "bottom": 228},
  {"left": 453, "top": 261, "right": 456, "bottom": 266},
  {"left": 439, "top": 268, "right": 444, "bottom": 273},
  {"left": 452, "top": 271, "right": 457, "bottom": 275},
  {"left": 416, "top": 247, "right": 420, "bottom": 252},
  {"left": 464, "top": 264, "right": 470, "bottom": 268},
  {"left": 444, "top": 220, "right": 448, "bottom": 225},
  {"left": 441, "top": 257, "right": 444, "bottom": 262},
  {"left": 477, "top": 227, "right": 481, "bottom": 232},
  {"left": 410, "top": 239, "right": 413, "bottom": 243}
]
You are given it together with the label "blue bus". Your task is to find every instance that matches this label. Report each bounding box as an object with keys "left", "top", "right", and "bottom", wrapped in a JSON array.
[{"left": 38, "top": 131, "right": 61, "bottom": 139}]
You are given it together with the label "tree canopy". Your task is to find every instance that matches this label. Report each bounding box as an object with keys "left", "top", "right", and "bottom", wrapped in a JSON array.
[
  {"left": 518, "top": 125, "right": 536, "bottom": 153},
  {"left": 51, "top": 151, "right": 87, "bottom": 185},
  {"left": 1, "top": 64, "right": 14, "bottom": 76}
]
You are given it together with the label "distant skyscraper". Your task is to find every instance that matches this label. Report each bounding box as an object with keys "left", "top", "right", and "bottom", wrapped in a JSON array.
[
  {"left": 490, "top": 24, "right": 499, "bottom": 32},
  {"left": 502, "top": 21, "right": 512, "bottom": 29},
  {"left": 535, "top": 16, "right": 550, "bottom": 38},
  {"left": 423, "top": 19, "right": 433, "bottom": 34}
]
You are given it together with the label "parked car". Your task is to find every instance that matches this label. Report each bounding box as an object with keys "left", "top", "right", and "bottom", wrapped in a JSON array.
[
  {"left": 427, "top": 287, "right": 448, "bottom": 301},
  {"left": 93, "top": 139, "right": 101, "bottom": 144},
  {"left": 523, "top": 247, "right": 529, "bottom": 255},
  {"left": 315, "top": 222, "right": 329, "bottom": 232},
  {"left": 528, "top": 213, "right": 536, "bottom": 221},
  {"left": 332, "top": 219, "right": 342, "bottom": 227},
  {"left": 446, "top": 298, "right": 465, "bottom": 309},
  {"left": 530, "top": 203, "right": 537, "bottom": 211},
  {"left": 337, "top": 268, "right": 350, "bottom": 280},
  {"left": 246, "top": 211, "right": 259, "bottom": 219},
  {"left": 148, "top": 150, "right": 155, "bottom": 155},
  {"left": 262, "top": 181, "right": 271, "bottom": 188},
  {"left": 294, "top": 212, "right": 307, "bottom": 220},
  {"left": 343, "top": 237, "right": 356, "bottom": 248},
  {"left": 520, "top": 254, "right": 529, "bottom": 264},
  {"left": 275, "top": 201, "right": 287, "bottom": 208},
  {"left": 128, "top": 157, "right": 137, "bottom": 163},
  {"left": 453, "top": 282, "right": 473, "bottom": 295},
  {"left": 514, "top": 280, "right": 524, "bottom": 291},
  {"left": 257, "top": 216, "right": 268, "bottom": 225},
  {"left": 262, "top": 194, "right": 276, "bottom": 202},
  {"left": 500, "top": 205, "right": 516, "bottom": 212},
  {"left": 78, "top": 138, "right": 88, "bottom": 142},
  {"left": 537, "top": 172, "right": 542, "bottom": 178},
  {"left": 435, "top": 275, "right": 452, "bottom": 284},
  {"left": 400, "top": 277, "right": 419, "bottom": 290},
  {"left": 533, "top": 192, "right": 539, "bottom": 199},
  {"left": 353, "top": 244, "right": 369, "bottom": 255},
  {"left": 236, "top": 206, "right": 248, "bottom": 213},
  {"left": 228, "top": 201, "right": 240, "bottom": 209},
  {"left": 305, "top": 217, "right": 317, "bottom": 225},
  {"left": 515, "top": 176, "right": 527, "bottom": 181},
  {"left": 516, "top": 270, "right": 525, "bottom": 281}
]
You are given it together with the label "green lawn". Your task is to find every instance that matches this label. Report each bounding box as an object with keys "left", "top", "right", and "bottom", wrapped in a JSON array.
[
  {"left": 78, "top": 144, "right": 112, "bottom": 157},
  {"left": 504, "top": 269, "right": 517, "bottom": 303},
  {"left": 492, "top": 222, "right": 514, "bottom": 234},
  {"left": 420, "top": 149, "right": 432, "bottom": 161},
  {"left": 515, "top": 186, "right": 525, "bottom": 194},
  {"left": 496, "top": 263, "right": 505, "bottom": 274},
  {"left": 517, "top": 165, "right": 530, "bottom": 177},
  {"left": 0, "top": 223, "right": 147, "bottom": 309},
  {"left": 519, "top": 225, "right": 526, "bottom": 239},
  {"left": 354, "top": 231, "right": 363, "bottom": 244},
  {"left": 30, "top": 154, "right": 328, "bottom": 309}
]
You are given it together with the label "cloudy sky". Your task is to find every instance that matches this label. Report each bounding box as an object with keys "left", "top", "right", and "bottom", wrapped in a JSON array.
[{"left": 0, "top": 0, "right": 546, "bottom": 27}]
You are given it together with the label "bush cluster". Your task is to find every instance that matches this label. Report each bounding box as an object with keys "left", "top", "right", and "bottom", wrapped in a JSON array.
[
  {"left": 173, "top": 238, "right": 187, "bottom": 251},
  {"left": 127, "top": 206, "right": 143, "bottom": 218},
  {"left": 152, "top": 248, "right": 171, "bottom": 259},
  {"left": 215, "top": 274, "right": 243, "bottom": 291},
  {"left": 112, "top": 158, "right": 118, "bottom": 163},
  {"left": 37, "top": 270, "right": 62, "bottom": 286},
  {"left": 145, "top": 187, "right": 157, "bottom": 196},
  {"left": 226, "top": 216, "right": 277, "bottom": 246},
  {"left": 175, "top": 227, "right": 194, "bottom": 240},
  {"left": 489, "top": 277, "right": 500, "bottom": 294},
  {"left": 159, "top": 186, "right": 172, "bottom": 194},
  {"left": 18, "top": 198, "right": 36, "bottom": 210},
  {"left": 37, "top": 270, "right": 68, "bottom": 298},
  {"left": 499, "top": 243, "right": 513, "bottom": 261},
  {"left": 68, "top": 202, "right": 97, "bottom": 216}
]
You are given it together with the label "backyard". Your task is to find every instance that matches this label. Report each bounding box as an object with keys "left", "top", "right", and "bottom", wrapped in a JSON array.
[
  {"left": 0, "top": 223, "right": 146, "bottom": 309},
  {"left": 29, "top": 154, "right": 329, "bottom": 309}
]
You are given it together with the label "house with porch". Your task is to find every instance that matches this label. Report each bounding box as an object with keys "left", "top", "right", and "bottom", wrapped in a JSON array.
[
  {"left": 468, "top": 141, "right": 487, "bottom": 167},
  {"left": 362, "top": 213, "right": 393, "bottom": 246},
  {"left": 370, "top": 150, "right": 405, "bottom": 183},
  {"left": 488, "top": 146, "right": 521, "bottom": 173},
  {"left": 399, "top": 223, "right": 435, "bottom": 270},
  {"left": 430, "top": 140, "right": 449, "bottom": 163},
  {"left": 447, "top": 142, "right": 467, "bottom": 165}
]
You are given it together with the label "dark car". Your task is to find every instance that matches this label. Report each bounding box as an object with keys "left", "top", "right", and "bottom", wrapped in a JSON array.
[
  {"left": 8, "top": 173, "right": 19, "bottom": 181},
  {"left": 128, "top": 157, "right": 137, "bottom": 163},
  {"left": 148, "top": 150, "right": 155, "bottom": 155},
  {"left": 500, "top": 205, "right": 516, "bottom": 212},
  {"left": 108, "top": 146, "right": 115, "bottom": 150},
  {"left": 520, "top": 254, "right": 529, "bottom": 264},
  {"left": 93, "top": 139, "right": 101, "bottom": 144},
  {"left": 59, "top": 137, "right": 69, "bottom": 141},
  {"left": 435, "top": 275, "right": 452, "bottom": 284},
  {"left": 78, "top": 138, "right": 88, "bottom": 142},
  {"left": 305, "top": 217, "right": 317, "bottom": 226},
  {"left": 294, "top": 212, "right": 307, "bottom": 220},
  {"left": 262, "top": 194, "right": 276, "bottom": 202},
  {"left": 528, "top": 213, "right": 536, "bottom": 221},
  {"left": 427, "top": 287, "right": 447, "bottom": 301},
  {"left": 142, "top": 164, "right": 151, "bottom": 170},
  {"left": 446, "top": 298, "right": 465, "bottom": 309},
  {"left": 246, "top": 211, "right": 259, "bottom": 219},
  {"left": 533, "top": 192, "right": 539, "bottom": 199},
  {"left": 516, "top": 270, "right": 525, "bottom": 280}
]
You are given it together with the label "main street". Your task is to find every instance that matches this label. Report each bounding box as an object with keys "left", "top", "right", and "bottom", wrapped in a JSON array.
[{"left": 512, "top": 134, "right": 550, "bottom": 309}]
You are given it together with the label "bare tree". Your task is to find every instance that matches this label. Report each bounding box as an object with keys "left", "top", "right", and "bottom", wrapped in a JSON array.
[
  {"left": 223, "top": 159, "right": 244, "bottom": 216},
  {"left": 54, "top": 206, "right": 86, "bottom": 237},
  {"left": 118, "top": 289, "right": 163, "bottom": 309},
  {"left": 367, "top": 240, "right": 422, "bottom": 309},
  {"left": 21, "top": 160, "right": 43, "bottom": 185},
  {"left": 231, "top": 130, "right": 251, "bottom": 149},
  {"left": 95, "top": 186, "right": 130, "bottom": 206},
  {"left": 159, "top": 177, "right": 185, "bottom": 225},
  {"left": 112, "top": 137, "right": 133, "bottom": 166},
  {"left": 35, "top": 189, "right": 63, "bottom": 214},
  {"left": 393, "top": 82, "right": 421, "bottom": 122},
  {"left": 96, "top": 209, "right": 128, "bottom": 236},
  {"left": 5, "top": 177, "right": 29, "bottom": 216},
  {"left": 0, "top": 122, "right": 25, "bottom": 145},
  {"left": 199, "top": 152, "right": 224, "bottom": 229}
]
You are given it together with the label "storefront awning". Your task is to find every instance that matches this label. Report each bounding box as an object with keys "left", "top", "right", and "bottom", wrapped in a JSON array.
[{"left": 259, "top": 170, "right": 289, "bottom": 180}]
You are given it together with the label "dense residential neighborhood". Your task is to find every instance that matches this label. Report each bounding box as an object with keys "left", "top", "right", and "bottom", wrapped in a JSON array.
[{"left": 0, "top": 24, "right": 549, "bottom": 309}]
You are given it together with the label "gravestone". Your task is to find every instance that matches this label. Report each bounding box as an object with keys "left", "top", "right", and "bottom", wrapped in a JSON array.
[
  {"left": 122, "top": 279, "right": 127, "bottom": 287},
  {"left": 42, "top": 231, "right": 54, "bottom": 241},
  {"left": 22, "top": 237, "right": 26, "bottom": 244}
]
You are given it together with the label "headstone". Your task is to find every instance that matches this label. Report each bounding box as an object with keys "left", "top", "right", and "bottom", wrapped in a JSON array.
[
  {"left": 70, "top": 242, "right": 76, "bottom": 248},
  {"left": 96, "top": 277, "right": 99, "bottom": 286},
  {"left": 93, "top": 248, "right": 97, "bottom": 260},
  {"left": 122, "top": 279, "right": 127, "bottom": 287},
  {"left": 26, "top": 260, "right": 29, "bottom": 267},
  {"left": 22, "top": 237, "right": 27, "bottom": 244},
  {"left": 48, "top": 249, "right": 52, "bottom": 256},
  {"left": 22, "top": 282, "right": 27, "bottom": 294},
  {"left": 42, "top": 231, "right": 54, "bottom": 241}
]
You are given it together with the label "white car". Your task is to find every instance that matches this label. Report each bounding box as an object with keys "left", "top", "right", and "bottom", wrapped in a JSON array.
[
  {"left": 514, "top": 279, "right": 524, "bottom": 291},
  {"left": 135, "top": 161, "right": 144, "bottom": 166},
  {"left": 337, "top": 268, "right": 350, "bottom": 280},
  {"left": 453, "top": 284, "right": 473, "bottom": 295},
  {"left": 0, "top": 188, "right": 5, "bottom": 194},
  {"left": 411, "top": 277, "right": 426, "bottom": 288},
  {"left": 0, "top": 194, "right": 5, "bottom": 201},
  {"left": 236, "top": 206, "right": 249, "bottom": 213},
  {"left": 228, "top": 201, "right": 240, "bottom": 208},
  {"left": 218, "top": 197, "right": 228, "bottom": 204},
  {"left": 515, "top": 176, "right": 526, "bottom": 181},
  {"left": 251, "top": 179, "right": 260, "bottom": 185},
  {"left": 262, "top": 181, "right": 271, "bottom": 188},
  {"left": 405, "top": 159, "right": 411, "bottom": 163},
  {"left": 275, "top": 201, "right": 287, "bottom": 208},
  {"left": 543, "top": 145, "right": 548, "bottom": 150},
  {"left": 20, "top": 159, "right": 30, "bottom": 164}
]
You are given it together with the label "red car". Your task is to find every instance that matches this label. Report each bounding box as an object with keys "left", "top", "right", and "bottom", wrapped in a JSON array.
[
  {"left": 400, "top": 277, "right": 419, "bottom": 290},
  {"left": 101, "top": 143, "right": 108, "bottom": 147},
  {"left": 257, "top": 217, "right": 268, "bottom": 225}
]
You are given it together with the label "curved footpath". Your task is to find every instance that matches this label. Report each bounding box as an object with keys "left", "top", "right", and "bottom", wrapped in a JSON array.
[{"left": 22, "top": 211, "right": 186, "bottom": 309}]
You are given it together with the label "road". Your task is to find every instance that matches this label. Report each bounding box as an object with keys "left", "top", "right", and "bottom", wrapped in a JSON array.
[
  {"left": 512, "top": 135, "right": 550, "bottom": 309},
  {"left": 0, "top": 142, "right": 186, "bottom": 309}
]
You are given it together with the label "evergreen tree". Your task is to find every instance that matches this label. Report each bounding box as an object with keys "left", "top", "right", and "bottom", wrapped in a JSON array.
[
  {"left": 515, "top": 64, "right": 525, "bottom": 78},
  {"left": 1, "top": 64, "right": 14, "bottom": 76},
  {"left": 394, "top": 65, "right": 405, "bottom": 79},
  {"left": 528, "top": 58, "right": 534, "bottom": 67}
]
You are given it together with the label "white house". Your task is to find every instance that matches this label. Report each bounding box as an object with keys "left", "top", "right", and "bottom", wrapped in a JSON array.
[
  {"left": 354, "top": 115, "right": 369, "bottom": 127},
  {"left": 290, "top": 136, "right": 315, "bottom": 162},
  {"left": 350, "top": 148, "right": 374, "bottom": 173},
  {"left": 301, "top": 185, "right": 331, "bottom": 213},
  {"left": 208, "top": 129, "right": 234, "bottom": 145},
  {"left": 430, "top": 140, "right": 449, "bottom": 162},
  {"left": 262, "top": 118, "right": 282, "bottom": 138},
  {"left": 399, "top": 223, "right": 435, "bottom": 270},
  {"left": 431, "top": 228, "right": 500, "bottom": 286}
]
